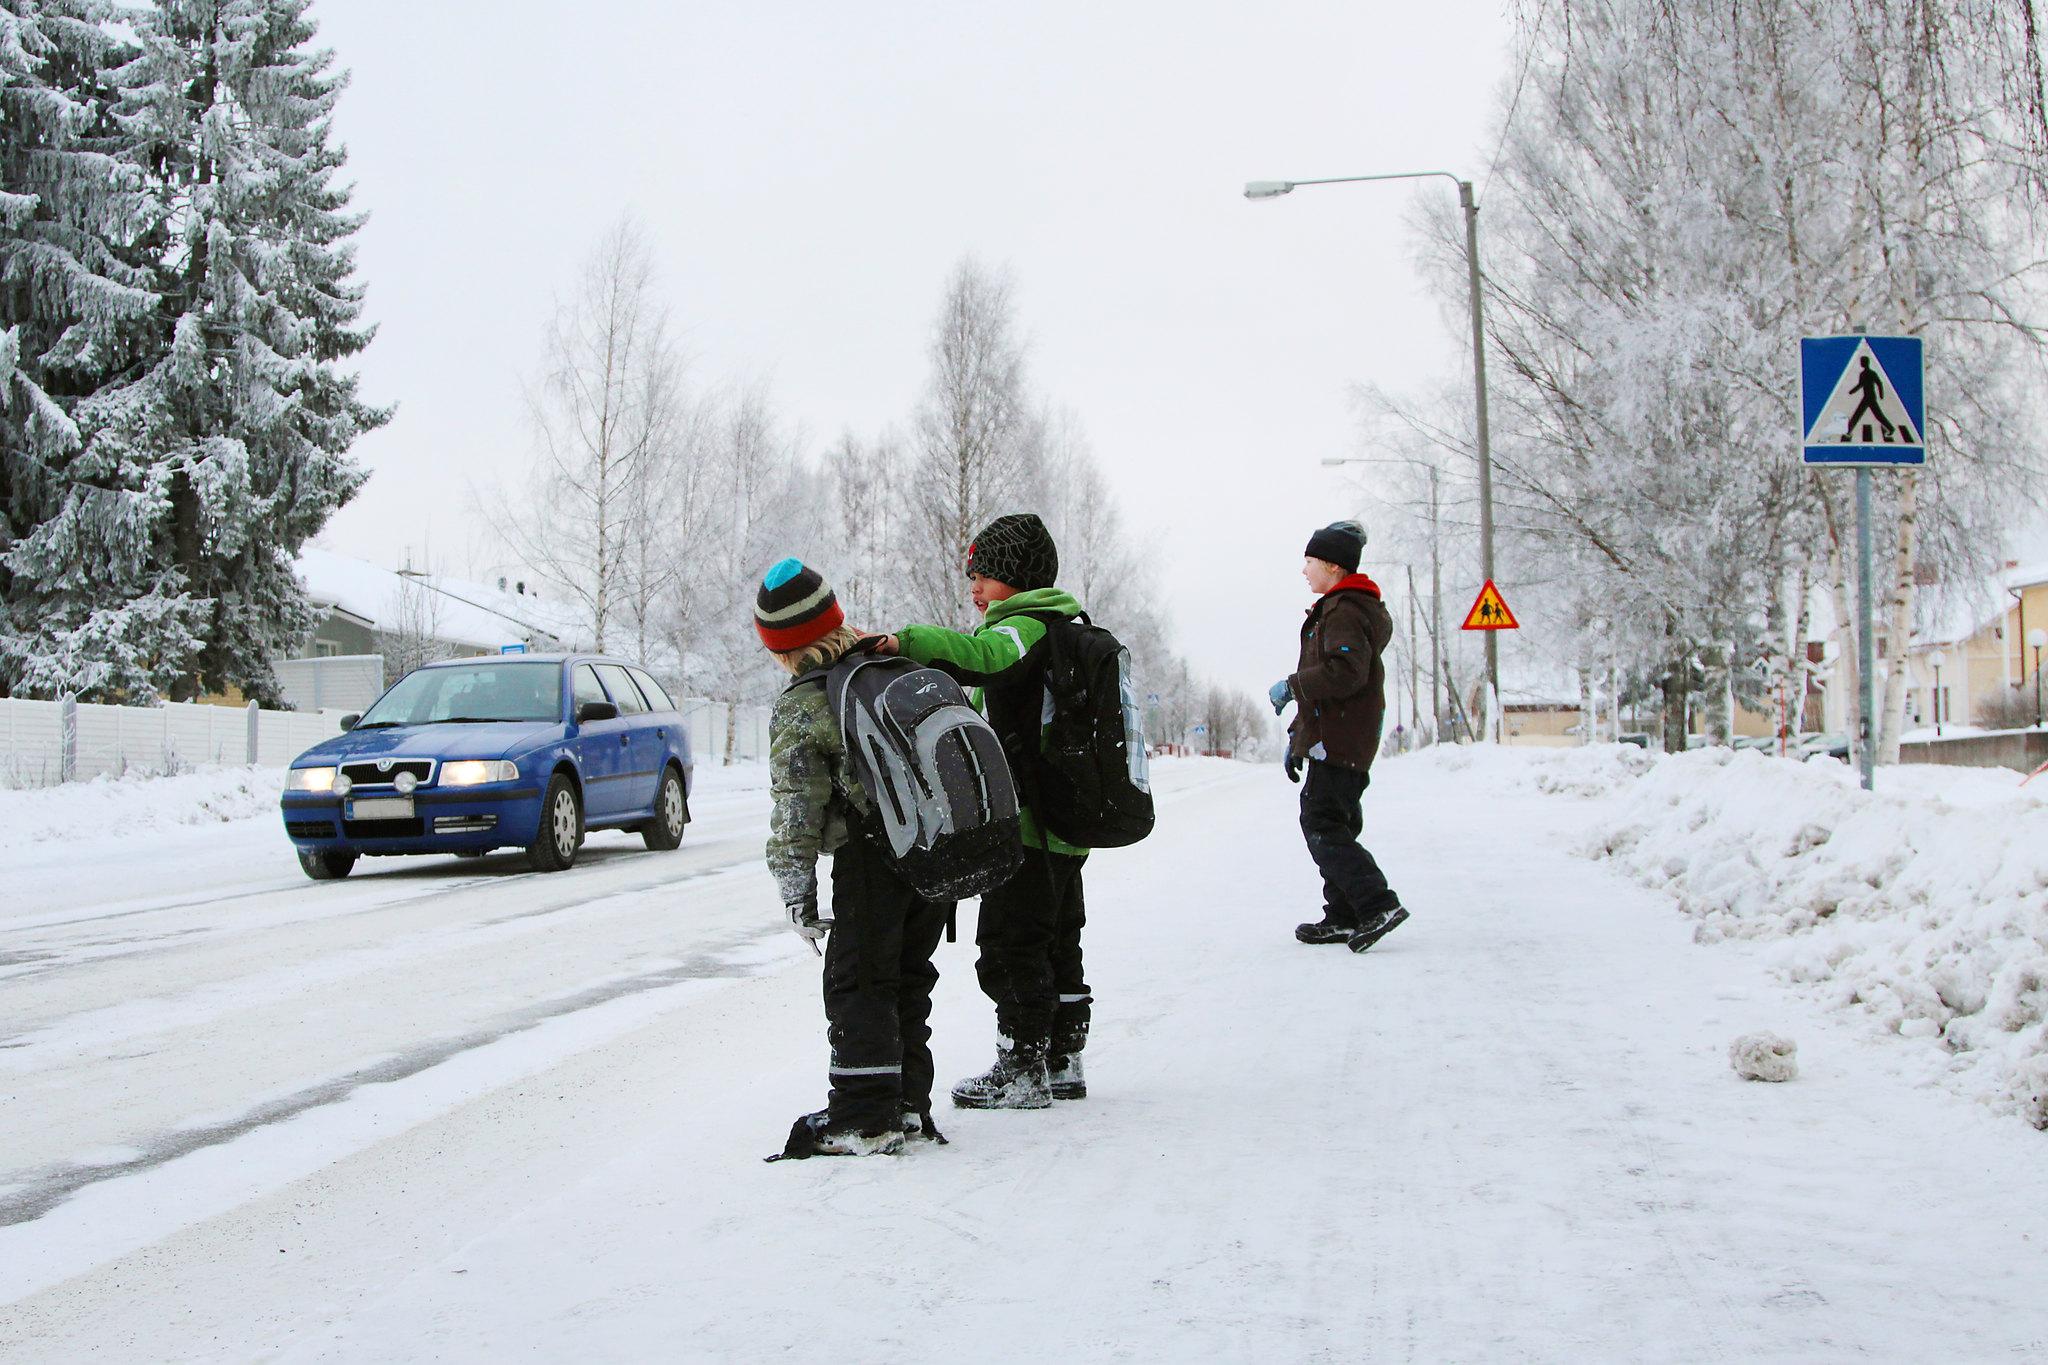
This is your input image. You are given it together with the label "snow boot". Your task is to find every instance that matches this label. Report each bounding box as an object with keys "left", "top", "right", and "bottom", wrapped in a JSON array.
[
  {"left": 1047, "top": 1019, "right": 1088, "bottom": 1100},
  {"left": 1294, "top": 916, "right": 1355, "bottom": 945},
  {"left": 1346, "top": 904, "right": 1410, "bottom": 954},
  {"left": 764, "top": 1109, "right": 904, "bottom": 1161},
  {"left": 902, "top": 1111, "right": 949, "bottom": 1146},
  {"left": 950, "top": 1041, "right": 1052, "bottom": 1110}
]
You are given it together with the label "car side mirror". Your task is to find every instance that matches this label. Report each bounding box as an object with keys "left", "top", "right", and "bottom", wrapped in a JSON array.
[
  {"left": 339, "top": 713, "right": 360, "bottom": 731},
  {"left": 576, "top": 701, "right": 619, "bottom": 725}
]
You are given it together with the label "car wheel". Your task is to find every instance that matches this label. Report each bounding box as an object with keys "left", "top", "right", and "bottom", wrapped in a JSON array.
[
  {"left": 527, "top": 773, "right": 582, "bottom": 873},
  {"left": 641, "top": 767, "right": 688, "bottom": 851},
  {"left": 299, "top": 848, "right": 357, "bottom": 881}
]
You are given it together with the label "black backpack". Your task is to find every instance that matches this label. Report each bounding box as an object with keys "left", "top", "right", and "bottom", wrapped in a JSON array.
[
  {"left": 1023, "top": 612, "right": 1155, "bottom": 848},
  {"left": 819, "top": 653, "right": 1024, "bottom": 900}
]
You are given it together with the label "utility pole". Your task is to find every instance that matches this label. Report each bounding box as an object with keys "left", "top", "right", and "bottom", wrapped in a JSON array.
[
  {"left": 1251, "top": 170, "right": 1499, "bottom": 734},
  {"left": 1459, "top": 180, "right": 1499, "bottom": 730}
]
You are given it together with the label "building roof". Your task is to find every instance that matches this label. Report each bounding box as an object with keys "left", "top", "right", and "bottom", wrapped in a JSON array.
[{"left": 296, "top": 547, "right": 591, "bottom": 654}]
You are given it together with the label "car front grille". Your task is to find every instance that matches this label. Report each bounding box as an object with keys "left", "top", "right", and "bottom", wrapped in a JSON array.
[
  {"left": 286, "top": 820, "right": 336, "bottom": 839},
  {"left": 433, "top": 814, "right": 498, "bottom": 834},
  {"left": 341, "top": 759, "right": 436, "bottom": 788}
]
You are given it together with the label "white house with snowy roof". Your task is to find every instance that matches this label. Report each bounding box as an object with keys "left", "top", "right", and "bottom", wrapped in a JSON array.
[{"left": 278, "top": 548, "right": 592, "bottom": 711}]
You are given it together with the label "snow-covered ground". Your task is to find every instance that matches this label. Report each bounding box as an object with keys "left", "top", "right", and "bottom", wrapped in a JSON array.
[{"left": 2, "top": 751, "right": 2045, "bottom": 1361}]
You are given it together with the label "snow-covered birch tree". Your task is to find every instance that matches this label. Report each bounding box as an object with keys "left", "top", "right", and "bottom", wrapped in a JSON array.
[{"left": 497, "top": 215, "right": 682, "bottom": 655}]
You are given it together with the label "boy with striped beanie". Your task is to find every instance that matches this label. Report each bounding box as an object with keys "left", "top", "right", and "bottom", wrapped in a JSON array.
[{"left": 758, "top": 558, "right": 953, "bottom": 1160}]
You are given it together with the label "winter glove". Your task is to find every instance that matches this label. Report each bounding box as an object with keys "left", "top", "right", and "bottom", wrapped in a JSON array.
[
  {"left": 786, "top": 896, "right": 826, "bottom": 952},
  {"left": 1268, "top": 679, "right": 1293, "bottom": 715},
  {"left": 1284, "top": 750, "right": 1303, "bottom": 783}
]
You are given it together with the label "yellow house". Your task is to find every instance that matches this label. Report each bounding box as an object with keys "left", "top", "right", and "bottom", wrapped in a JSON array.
[{"left": 1903, "top": 561, "right": 2048, "bottom": 731}]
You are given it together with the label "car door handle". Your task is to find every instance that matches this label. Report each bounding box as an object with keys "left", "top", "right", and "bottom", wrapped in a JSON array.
[{"left": 619, "top": 733, "right": 631, "bottom": 747}]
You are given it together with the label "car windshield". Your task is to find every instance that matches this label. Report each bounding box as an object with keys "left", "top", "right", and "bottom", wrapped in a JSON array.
[{"left": 357, "top": 662, "right": 561, "bottom": 727}]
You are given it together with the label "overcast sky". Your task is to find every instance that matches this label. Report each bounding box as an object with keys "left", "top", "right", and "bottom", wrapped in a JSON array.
[{"left": 312, "top": 1, "right": 1518, "bottom": 699}]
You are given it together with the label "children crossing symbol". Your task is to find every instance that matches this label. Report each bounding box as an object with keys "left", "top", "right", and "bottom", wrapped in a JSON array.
[{"left": 1460, "top": 580, "right": 1519, "bottom": 631}]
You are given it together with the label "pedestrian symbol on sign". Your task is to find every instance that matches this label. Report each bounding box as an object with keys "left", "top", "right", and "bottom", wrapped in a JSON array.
[{"left": 1800, "top": 336, "right": 1925, "bottom": 465}]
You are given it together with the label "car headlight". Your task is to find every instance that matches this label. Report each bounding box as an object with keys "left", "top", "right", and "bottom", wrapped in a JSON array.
[
  {"left": 439, "top": 759, "right": 519, "bottom": 787},
  {"left": 289, "top": 766, "right": 337, "bottom": 792},
  {"left": 394, "top": 771, "right": 419, "bottom": 795}
]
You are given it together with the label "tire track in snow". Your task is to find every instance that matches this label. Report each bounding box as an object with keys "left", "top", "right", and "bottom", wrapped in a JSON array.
[{"left": 0, "top": 927, "right": 792, "bottom": 1230}]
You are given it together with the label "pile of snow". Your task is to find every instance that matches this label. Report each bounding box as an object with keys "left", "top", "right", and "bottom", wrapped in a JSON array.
[
  {"left": 1729, "top": 1031, "right": 1799, "bottom": 1082},
  {"left": 0, "top": 766, "right": 286, "bottom": 851},
  {"left": 1566, "top": 746, "right": 2048, "bottom": 1128}
]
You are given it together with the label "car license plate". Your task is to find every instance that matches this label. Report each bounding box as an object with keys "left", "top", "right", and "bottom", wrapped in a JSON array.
[{"left": 349, "top": 796, "right": 414, "bottom": 820}]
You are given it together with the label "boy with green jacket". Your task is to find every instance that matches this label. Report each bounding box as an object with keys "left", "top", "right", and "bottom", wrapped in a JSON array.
[{"left": 878, "top": 513, "right": 1092, "bottom": 1109}]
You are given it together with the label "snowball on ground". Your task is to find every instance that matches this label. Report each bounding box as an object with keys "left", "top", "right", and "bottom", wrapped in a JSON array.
[{"left": 1730, "top": 1031, "right": 1799, "bottom": 1082}]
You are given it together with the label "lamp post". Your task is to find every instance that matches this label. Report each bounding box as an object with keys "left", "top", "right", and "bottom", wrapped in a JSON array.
[
  {"left": 2029, "top": 628, "right": 2046, "bottom": 727},
  {"left": 1250, "top": 172, "right": 1499, "bottom": 723},
  {"left": 1322, "top": 455, "right": 1444, "bottom": 739},
  {"left": 1928, "top": 650, "right": 1947, "bottom": 738}
]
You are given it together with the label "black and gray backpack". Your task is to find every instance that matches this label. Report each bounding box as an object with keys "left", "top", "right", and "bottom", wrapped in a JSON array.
[
  {"left": 1024, "top": 612, "right": 1155, "bottom": 849},
  {"left": 822, "top": 653, "right": 1024, "bottom": 900}
]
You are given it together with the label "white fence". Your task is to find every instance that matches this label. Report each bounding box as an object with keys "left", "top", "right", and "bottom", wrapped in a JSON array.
[
  {"left": 0, "top": 698, "right": 351, "bottom": 788},
  {"left": 277, "top": 654, "right": 386, "bottom": 713},
  {"left": 680, "top": 698, "right": 772, "bottom": 766}
]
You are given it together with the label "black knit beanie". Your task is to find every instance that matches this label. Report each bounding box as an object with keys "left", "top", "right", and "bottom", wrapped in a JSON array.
[
  {"left": 1304, "top": 520, "right": 1366, "bottom": 574},
  {"left": 966, "top": 513, "right": 1059, "bottom": 590}
]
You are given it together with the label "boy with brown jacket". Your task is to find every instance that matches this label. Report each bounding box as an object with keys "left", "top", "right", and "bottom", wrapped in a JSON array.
[{"left": 1269, "top": 520, "right": 1410, "bottom": 953}]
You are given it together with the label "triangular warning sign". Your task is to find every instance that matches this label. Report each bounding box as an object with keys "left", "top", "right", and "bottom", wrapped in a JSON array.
[
  {"left": 1804, "top": 340, "right": 1922, "bottom": 450},
  {"left": 1461, "top": 580, "right": 1518, "bottom": 631}
]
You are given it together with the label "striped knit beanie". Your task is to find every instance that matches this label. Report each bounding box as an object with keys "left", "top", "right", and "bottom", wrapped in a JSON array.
[
  {"left": 965, "top": 513, "right": 1059, "bottom": 590},
  {"left": 755, "top": 558, "right": 845, "bottom": 652}
]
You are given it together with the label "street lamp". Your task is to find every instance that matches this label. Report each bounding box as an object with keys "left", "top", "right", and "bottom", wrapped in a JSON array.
[
  {"left": 1323, "top": 454, "right": 1445, "bottom": 741},
  {"left": 1247, "top": 170, "right": 1499, "bottom": 726},
  {"left": 1928, "top": 650, "right": 1947, "bottom": 737},
  {"left": 2029, "top": 628, "right": 2046, "bottom": 727}
]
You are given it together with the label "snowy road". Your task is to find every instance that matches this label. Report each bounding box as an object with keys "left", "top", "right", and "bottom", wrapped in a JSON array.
[{"left": 3, "top": 755, "right": 2046, "bottom": 1361}]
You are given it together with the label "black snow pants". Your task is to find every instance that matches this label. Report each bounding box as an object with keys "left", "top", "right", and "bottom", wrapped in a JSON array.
[
  {"left": 822, "top": 825, "right": 952, "bottom": 1130},
  {"left": 1298, "top": 758, "right": 1399, "bottom": 929},
  {"left": 974, "top": 849, "right": 1091, "bottom": 1056}
]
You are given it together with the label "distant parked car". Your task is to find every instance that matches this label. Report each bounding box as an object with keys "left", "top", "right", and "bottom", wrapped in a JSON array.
[
  {"left": 1795, "top": 732, "right": 1851, "bottom": 761},
  {"left": 1617, "top": 731, "right": 1651, "bottom": 749},
  {"left": 1732, "top": 735, "right": 1775, "bottom": 752},
  {"left": 280, "top": 654, "right": 692, "bottom": 880}
]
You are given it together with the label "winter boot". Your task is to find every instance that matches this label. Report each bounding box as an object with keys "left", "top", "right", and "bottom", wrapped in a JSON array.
[
  {"left": 1294, "top": 915, "right": 1355, "bottom": 945},
  {"left": 1047, "top": 1019, "right": 1088, "bottom": 1101},
  {"left": 901, "top": 1110, "right": 949, "bottom": 1146},
  {"left": 764, "top": 1109, "right": 904, "bottom": 1162},
  {"left": 950, "top": 1040, "right": 1052, "bottom": 1110},
  {"left": 1346, "top": 904, "right": 1410, "bottom": 954}
]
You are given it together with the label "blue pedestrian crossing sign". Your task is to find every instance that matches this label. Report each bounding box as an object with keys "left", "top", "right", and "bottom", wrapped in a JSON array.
[{"left": 1800, "top": 335, "right": 1925, "bottom": 466}]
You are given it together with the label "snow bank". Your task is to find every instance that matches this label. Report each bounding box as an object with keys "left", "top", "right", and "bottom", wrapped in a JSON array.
[
  {"left": 0, "top": 766, "right": 287, "bottom": 851},
  {"left": 1540, "top": 745, "right": 2048, "bottom": 1127}
]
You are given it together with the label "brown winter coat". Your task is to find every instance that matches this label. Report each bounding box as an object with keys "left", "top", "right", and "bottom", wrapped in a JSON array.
[{"left": 1288, "top": 577, "right": 1393, "bottom": 773}]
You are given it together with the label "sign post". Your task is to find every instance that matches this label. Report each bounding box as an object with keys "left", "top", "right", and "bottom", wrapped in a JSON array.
[
  {"left": 1460, "top": 580, "right": 1519, "bottom": 743},
  {"left": 1800, "top": 334, "right": 1925, "bottom": 792}
]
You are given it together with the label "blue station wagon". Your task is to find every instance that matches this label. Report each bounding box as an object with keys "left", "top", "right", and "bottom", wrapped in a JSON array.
[{"left": 281, "top": 654, "right": 693, "bottom": 880}]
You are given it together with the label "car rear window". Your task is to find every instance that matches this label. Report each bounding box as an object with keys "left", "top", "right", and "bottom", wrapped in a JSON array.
[
  {"left": 595, "top": 663, "right": 651, "bottom": 714},
  {"left": 628, "top": 667, "right": 675, "bottom": 712}
]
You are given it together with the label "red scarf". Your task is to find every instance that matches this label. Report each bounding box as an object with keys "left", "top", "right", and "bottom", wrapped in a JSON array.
[{"left": 1325, "top": 572, "right": 1381, "bottom": 599}]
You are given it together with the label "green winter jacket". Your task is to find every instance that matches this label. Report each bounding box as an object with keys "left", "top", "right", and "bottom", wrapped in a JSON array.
[
  {"left": 895, "top": 588, "right": 1089, "bottom": 856},
  {"left": 765, "top": 670, "right": 871, "bottom": 908}
]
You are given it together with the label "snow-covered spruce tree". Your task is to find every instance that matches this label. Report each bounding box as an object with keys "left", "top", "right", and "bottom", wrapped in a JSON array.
[
  {"left": 0, "top": 1, "right": 203, "bottom": 700},
  {"left": 69, "top": 0, "right": 385, "bottom": 704}
]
